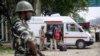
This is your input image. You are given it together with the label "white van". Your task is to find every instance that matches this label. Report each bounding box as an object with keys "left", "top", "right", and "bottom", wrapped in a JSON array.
[{"left": 28, "top": 16, "right": 94, "bottom": 49}]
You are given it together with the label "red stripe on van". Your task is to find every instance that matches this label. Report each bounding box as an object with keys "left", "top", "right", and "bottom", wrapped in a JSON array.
[
  {"left": 64, "top": 37, "right": 87, "bottom": 38},
  {"left": 45, "top": 21, "right": 62, "bottom": 24}
]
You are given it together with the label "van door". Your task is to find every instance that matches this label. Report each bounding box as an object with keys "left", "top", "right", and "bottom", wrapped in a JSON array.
[
  {"left": 64, "top": 23, "right": 84, "bottom": 45},
  {"left": 45, "top": 21, "right": 64, "bottom": 41}
]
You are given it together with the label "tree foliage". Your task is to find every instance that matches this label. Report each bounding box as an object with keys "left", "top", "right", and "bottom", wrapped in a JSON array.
[
  {"left": 0, "top": 0, "right": 88, "bottom": 18},
  {"left": 0, "top": 0, "right": 88, "bottom": 21},
  {"left": 75, "top": 17, "right": 86, "bottom": 23},
  {"left": 41, "top": 0, "right": 88, "bottom": 16}
]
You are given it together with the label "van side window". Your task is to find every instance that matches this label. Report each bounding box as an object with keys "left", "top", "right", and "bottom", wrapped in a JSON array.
[
  {"left": 66, "top": 24, "right": 80, "bottom": 32},
  {"left": 70, "top": 24, "right": 76, "bottom": 31}
]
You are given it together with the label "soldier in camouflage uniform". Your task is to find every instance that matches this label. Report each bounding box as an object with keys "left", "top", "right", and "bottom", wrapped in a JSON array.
[{"left": 12, "top": 1, "right": 37, "bottom": 56}]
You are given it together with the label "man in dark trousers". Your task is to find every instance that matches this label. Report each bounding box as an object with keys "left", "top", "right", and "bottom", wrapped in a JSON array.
[{"left": 45, "top": 29, "right": 54, "bottom": 50}]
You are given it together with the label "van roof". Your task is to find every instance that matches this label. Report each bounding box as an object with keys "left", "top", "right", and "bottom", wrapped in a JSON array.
[{"left": 29, "top": 16, "right": 76, "bottom": 23}]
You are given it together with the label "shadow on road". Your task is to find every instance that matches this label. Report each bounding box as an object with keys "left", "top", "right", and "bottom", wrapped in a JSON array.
[{"left": 67, "top": 46, "right": 91, "bottom": 50}]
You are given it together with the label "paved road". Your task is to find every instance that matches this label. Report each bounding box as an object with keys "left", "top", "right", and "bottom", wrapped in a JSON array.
[
  {"left": 42, "top": 42, "right": 100, "bottom": 56},
  {"left": 0, "top": 42, "right": 100, "bottom": 56}
]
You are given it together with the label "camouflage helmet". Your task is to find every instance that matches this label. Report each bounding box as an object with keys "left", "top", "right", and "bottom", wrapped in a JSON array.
[{"left": 16, "top": 1, "right": 34, "bottom": 12}]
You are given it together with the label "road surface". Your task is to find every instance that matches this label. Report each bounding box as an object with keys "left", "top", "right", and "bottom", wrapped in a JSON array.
[{"left": 0, "top": 42, "right": 100, "bottom": 56}]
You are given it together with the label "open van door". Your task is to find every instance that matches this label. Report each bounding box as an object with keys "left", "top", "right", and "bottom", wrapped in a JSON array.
[{"left": 45, "top": 21, "right": 64, "bottom": 41}]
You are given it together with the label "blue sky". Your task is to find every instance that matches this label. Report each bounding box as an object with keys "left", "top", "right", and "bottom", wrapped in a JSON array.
[{"left": 79, "top": 7, "right": 100, "bottom": 22}]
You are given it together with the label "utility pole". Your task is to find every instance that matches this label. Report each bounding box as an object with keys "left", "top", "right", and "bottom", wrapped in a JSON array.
[
  {"left": 5, "top": 21, "right": 8, "bottom": 42},
  {"left": 0, "top": 16, "right": 4, "bottom": 41}
]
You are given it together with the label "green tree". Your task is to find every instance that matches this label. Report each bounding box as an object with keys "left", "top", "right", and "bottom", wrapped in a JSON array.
[
  {"left": 0, "top": 0, "right": 89, "bottom": 18},
  {"left": 41, "top": 0, "right": 88, "bottom": 16},
  {"left": 75, "top": 17, "right": 86, "bottom": 23}
]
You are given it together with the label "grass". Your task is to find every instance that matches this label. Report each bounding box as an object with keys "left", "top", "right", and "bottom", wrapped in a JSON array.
[{"left": 0, "top": 43, "right": 14, "bottom": 54}]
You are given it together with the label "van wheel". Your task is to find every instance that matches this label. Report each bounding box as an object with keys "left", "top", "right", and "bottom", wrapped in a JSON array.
[{"left": 76, "top": 40, "right": 86, "bottom": 49}]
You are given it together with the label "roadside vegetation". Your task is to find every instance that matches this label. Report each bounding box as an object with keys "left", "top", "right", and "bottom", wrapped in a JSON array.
[{"left": 0, "top": 43, "right": 13, "bottom": 54}]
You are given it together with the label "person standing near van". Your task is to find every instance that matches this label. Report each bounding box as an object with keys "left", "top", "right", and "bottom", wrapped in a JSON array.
[
  {"left": 39, "top": 26, "right": 45, "bottom": 51},
  {"left": 53, "top": 25, "right": 60, "bottom": 50},
  {"left": 54, "top": 25, "right": 60, "bottom": 42},
  {"left": 45, "top": 29, "right": 53, "bottom": 50}
]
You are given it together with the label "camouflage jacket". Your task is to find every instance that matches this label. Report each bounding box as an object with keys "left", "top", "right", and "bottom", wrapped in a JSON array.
[{"left": 12, "top": 18, "right": 34, "bottom": 56}]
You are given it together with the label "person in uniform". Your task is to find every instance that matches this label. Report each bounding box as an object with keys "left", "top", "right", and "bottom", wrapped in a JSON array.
[
  {"left": 12, "top": 1, "right": 44, "bottom": 56},
  {"left": 39, "top": 26, "right": 45, "bottom": 51}
]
